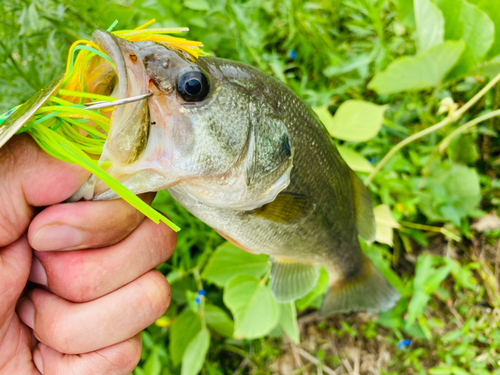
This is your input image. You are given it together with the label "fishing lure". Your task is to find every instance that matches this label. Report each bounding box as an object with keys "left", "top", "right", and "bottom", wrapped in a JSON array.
[{"left": 0, "top": 19, "right": 205, "bottom": 231}]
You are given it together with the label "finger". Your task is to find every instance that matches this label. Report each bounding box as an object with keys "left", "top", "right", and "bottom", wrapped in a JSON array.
[
  {"left": 0, "top": 134, "right": 89, "bottom": 247},
  {"left": 27, "top": 193, "right": 155, "bottom": 252},
  {"left": 0, "top": 307, "right": 36, "bottom": 373},
  {"left": 0, "top": 236, "right": 31, "bottom": 335},
  {"left": 32, "top": 335, "right": 141, "bottom": 375},
  {"left": 0, "top": 236, "right": 37, "bottom": 373},
  {"left": 18, "top": 270, "right": 170, "bottom": 354},
  {"left": 29, "top": 219, "right": 176, "bottom": 302}
]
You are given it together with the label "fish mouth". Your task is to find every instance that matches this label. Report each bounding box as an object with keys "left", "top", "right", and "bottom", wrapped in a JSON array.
[
  {"left": 83, "top": 30, "right": 178, "bottom": 201},
  {"left": 91, "top": 30, "right": 151, "bottom": 166}
]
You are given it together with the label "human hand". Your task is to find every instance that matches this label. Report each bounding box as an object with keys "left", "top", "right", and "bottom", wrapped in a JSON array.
[{"left": 0, "top": 135, "right": 176, "bottom": 374}]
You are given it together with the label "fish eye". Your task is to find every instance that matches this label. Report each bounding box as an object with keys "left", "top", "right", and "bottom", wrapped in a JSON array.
[{"left": 177, "top": 70, "right": 209, "bottom": 102}]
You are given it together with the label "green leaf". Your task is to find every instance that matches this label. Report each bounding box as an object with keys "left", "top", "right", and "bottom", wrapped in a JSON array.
[
  {"left": 143, "top": 346, "right": 167, "bottom": 375},
  {"left": 181, "top": 329, "right": 210, "bottom": 375},
  {"left": 423, "top": 265, "right": 452, "bottom": 294},
  {"left": 337, "top": 146, "right": 374, "bottom": 173},
  {"left": 441, "top": 329, "right": 462, "bottom": 342},
  {"left": 447, "top": 135, "right": 478, "bottom": 164},
  {"left": 468, "top": 0, "right": 500, "bottom": 59},
  {"left": 27, "top": 3, "right": 40, "bottom": 32},
  {"left": 202, "top": 242, "right": 269, "bottom": 287},
  {"left": 430, "top": 366, "right": 453, "bottom": 375},
  {"left": 223, "top": 275, "right": 280, "bottom": 339},
  {"left": 451, "top": 367, "right": 472, "bottom": 375},
  {"left": 435, "top": 0, "right": 495, "bottom": 78},
  {"left": 440, "top": 204, "right": 461, "bottom": 226},
  {"left": 471, "top": 369, "right": 490, "bottom": 375},
  {"left": 323, "top": 53, "right": 373, "bottom": 77},
  {"left": 406, "top": 254, "right": 452, "bottom": 326},
  {"left": 295, "top": 267, "right": 329, "bottom": 310},
  {"left": 374, "top": 204, "right": 400, "bottom": 247},
  {"left": 395, "top": 0, "right": 416, "bottom": 27},
  {"left": 414, "top": 0, "right": 444, "bottom": 52},
  {"left": 419, "top": 162, "right": 481, "bottom": 224},
  {"left": 413, "top": 254, "right": 435, "bottom": 288},
  {"left": 170, "top": 275, "right": 196, "bottom": 304},
  {"left": 205, "top": 304, "right": 234, "bottom": 338},
  {"left": 189, "top": 17, "right": 208, "bottom": 28},
  {"left": 403, "top": 320, "right": 428, "bottom": 339},
  {"left": 326, "top": 100, "right": 387, "bottom": 142},
  {"left": 368, "top": 41, "right": 465, "bottom": 94},
  {"left": 279, "top": 302, "right": 300, "bottom": 343},
  {"left": 406, "top": 290, "right": 431, "bottom": 326},
  {"left": 313, "top": 106, "right": 333, "bottom": 127},
  {"left": 470, "top": 61, "right": 500, "bottom": 78},
  {"left": 169, "top": 310, "right": 202, "bottom": 366},
  {"left": 184, "top": 0, "right": 210, "bottom": 11}
]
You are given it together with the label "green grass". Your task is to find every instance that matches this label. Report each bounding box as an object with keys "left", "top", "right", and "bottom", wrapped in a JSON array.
[{"left": 1, "top": 0, "right": 500, "bottom": 374}]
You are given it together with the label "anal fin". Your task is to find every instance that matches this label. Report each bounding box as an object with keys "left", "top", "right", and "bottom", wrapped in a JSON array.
[
  {"left": 318, "top": 255, "right": 399, "bottom": 316},
  {"left": 270, "top": 257, "right": 319, "bottom": 302}
]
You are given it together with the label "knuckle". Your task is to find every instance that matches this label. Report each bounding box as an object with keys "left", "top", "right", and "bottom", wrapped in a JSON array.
[
  {"left": 140, "top": 271, "right": 171, "bottom": 320},
  {"left": 42, "top": 309, "right": 74, "bottom": 354},
  {"left": 107, "top": 337, "right": 142, "bottom": 375},
  {"left": 115, "top": 203, "right": 144, "bottom": 238},
  {"left": 78, "top": 336, "right": 142, "bottom": 375},
  {"left": 55, "top": 252, "right": 96, "bottom": 303},
  {"left": 0, "top": 196, "right": 26, "bottom": 246},
  {"left": 148, "top": 222, "right": 177, "bottom": 263},
  {"left": 0, "top": 138, "right": 33, "bottom": 246}
]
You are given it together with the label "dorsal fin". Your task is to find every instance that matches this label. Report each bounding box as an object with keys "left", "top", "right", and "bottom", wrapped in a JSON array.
[
  {"left": 349, "top": 170, "right": 376, "bottom": 241},
  {"left": 251, "top": 192, "right": 315, "bottom": 224}
]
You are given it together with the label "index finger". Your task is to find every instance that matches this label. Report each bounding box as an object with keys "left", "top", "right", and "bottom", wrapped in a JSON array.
[
  {"left": 27, "top": 193, "right": 155, "bottom": 252},
  {"left": 0, "top": 134, "right": 89, "bottom": 247}
]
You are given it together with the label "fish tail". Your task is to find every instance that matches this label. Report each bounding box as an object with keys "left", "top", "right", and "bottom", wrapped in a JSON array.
[{"left": 318, "top": 255, "right": 399, "bottom": 317}]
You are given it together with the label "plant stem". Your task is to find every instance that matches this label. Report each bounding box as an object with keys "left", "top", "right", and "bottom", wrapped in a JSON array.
[
  {"left": 400, "top": 221, "right": 461, "bottom": 242},
  {"left": 223, "top": 344, "right": 247, "bottom": 358},
  {"left": 193, "top": 268, "right": 206, "bottom": 328},
  {"left": 260, "top": 266, "right": 272, "bottom": 286},
  {"left": 364, "top": 71, "right": 500, "bottom": 186},
  {"left": 438, "top": 109, "right": 500, "bottom": 153}
]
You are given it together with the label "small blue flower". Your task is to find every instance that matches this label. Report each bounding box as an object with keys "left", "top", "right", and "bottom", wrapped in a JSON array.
[
  {"left": 288, "top": 50, "right": 297, "bottom": 60},
  {"left": 397, "top": 339, "right": 412, "bottom": 349},
  {"left": 194, "top": 289, "right": 206, "bottom": 304}
]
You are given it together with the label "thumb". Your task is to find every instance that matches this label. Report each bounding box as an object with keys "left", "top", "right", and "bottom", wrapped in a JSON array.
[{"left": 0, "top": 134, "right": 90, "bottom": 248}]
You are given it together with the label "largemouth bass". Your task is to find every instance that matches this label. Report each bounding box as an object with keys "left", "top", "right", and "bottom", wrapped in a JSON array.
[{"left": 74, "top": 30, "right": 400, "bottom": 315}]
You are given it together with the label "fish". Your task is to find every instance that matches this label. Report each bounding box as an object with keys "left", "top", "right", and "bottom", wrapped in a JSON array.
[{"left": 65, "top": 30, "right": 401, "bottom": 315}]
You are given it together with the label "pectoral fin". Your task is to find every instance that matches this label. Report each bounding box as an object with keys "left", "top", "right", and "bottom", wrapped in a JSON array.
[
  {"left": 270, "top": 257, "right": 319, "bottom": 302},
  {"left": 251, "top": 193, "right": 315, "bottom": 224},
  {"left": 350, "top": 170, "right": 376, "bottom": 241}
]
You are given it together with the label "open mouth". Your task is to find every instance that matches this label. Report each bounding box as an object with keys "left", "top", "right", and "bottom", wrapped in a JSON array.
[{"left": 89, "top": 30, "right": 151, "bottom": 166}]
